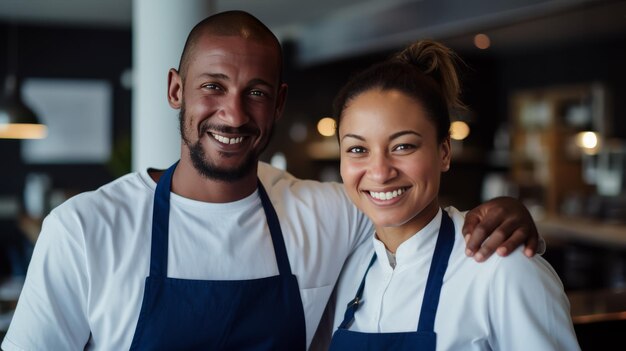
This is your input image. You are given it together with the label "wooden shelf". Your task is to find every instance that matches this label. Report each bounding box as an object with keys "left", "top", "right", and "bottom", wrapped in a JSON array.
[
  {"left": 568, "top": 288, "right": 626, "bottom": 324},
  {"left": 509, "top": 84, "right": 601, "bottom": 216},
  {"left": 538, "top": 216, "right": 626, "bottom": 248}
]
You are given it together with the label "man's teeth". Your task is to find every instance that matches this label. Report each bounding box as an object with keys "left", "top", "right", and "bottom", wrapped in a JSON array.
[
  {"left": 369, "top": 188, "right": 405, "bottom": 200},
  {"left": 212, "top": 133, "right": 244, "bottom": 145}
]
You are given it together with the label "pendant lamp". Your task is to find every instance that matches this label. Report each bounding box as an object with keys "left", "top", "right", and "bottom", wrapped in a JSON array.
[{"left": 0, "top": 24, "right": 47, "bottom": 139}]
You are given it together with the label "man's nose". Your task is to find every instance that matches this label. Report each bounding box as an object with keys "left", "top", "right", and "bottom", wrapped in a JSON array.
[{"left": 218, "top": 95, "right": 250, "bottom": 127}]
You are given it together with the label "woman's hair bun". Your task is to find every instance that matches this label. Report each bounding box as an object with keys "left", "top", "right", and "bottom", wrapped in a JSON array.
[{"left": 393, "top": 40, "right": 465, "bottom": 112}]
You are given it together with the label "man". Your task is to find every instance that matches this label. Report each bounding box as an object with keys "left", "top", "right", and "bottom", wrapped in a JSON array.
[{"left": 2, "top": 11, "right": 540, "bottom": 350}]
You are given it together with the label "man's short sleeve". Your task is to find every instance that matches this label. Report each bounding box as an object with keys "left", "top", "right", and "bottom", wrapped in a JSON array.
[{"left": 2, "top": 211, "right": 91, "bottom": 350}]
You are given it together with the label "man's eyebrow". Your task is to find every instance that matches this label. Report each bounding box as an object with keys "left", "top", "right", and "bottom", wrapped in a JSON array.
[
  {"left": 249, "top": 78, "right": 275, "bottom": 90},
  {"left": 199, "top": 73, "right": 229, "bottom": 80}
]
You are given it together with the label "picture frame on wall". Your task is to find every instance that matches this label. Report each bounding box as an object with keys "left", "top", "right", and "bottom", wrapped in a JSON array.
[{"left": 20, "top": 78, "right": 112, "bottom": 164}]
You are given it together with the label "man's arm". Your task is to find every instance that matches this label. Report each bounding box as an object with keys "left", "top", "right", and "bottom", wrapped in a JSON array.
[
  {"left": 2, "top": 211, "right": 91, "bottom": 351},
  {"left": 462, "top": 197, "right": 540, "bottom": 262}
]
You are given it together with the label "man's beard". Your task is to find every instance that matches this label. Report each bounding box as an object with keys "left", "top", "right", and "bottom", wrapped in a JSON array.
[{"left": 179, "top": 107, "right": 261, "bottom": 182}]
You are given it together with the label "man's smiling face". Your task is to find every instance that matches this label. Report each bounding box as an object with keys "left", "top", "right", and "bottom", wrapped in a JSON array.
[{"left": 170, "top": 34, "right": 285, "bottom": 181}]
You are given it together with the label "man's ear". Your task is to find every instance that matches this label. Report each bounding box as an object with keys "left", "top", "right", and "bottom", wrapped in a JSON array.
[
  {"left": 167, "top": 68, "right": 183, "bottom": 109},
  {"left": 274, "top": 83, "right": 288, "bottom": 122},
  {"left": 441, "top": 136, "right": 452, "bottom": 172}
]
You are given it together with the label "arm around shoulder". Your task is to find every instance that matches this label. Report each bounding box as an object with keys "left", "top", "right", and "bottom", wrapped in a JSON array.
[{"left": 461, "top": 197, "right": 541, "bottom": 262}]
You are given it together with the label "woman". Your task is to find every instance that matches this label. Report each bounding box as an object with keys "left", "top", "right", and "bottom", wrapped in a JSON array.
[{"left": 327, "top": 40, "right": 580, "bottom": 350}]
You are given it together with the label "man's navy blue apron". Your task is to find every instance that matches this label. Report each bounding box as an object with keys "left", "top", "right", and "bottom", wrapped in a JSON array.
[
  {"left": 328, "top": 210, "right": 455, "bottom": 351},
  {"left": 129, "top": 162, "right": 306, "bottom": 350}
]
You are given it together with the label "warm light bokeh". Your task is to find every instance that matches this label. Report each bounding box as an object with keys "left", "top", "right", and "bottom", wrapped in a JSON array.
[{"left": 317, "top": 117, "right": 336, "bottom": 137}]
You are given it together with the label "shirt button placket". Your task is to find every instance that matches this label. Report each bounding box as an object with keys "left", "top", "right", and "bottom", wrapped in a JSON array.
[{"left": 376, "top": 268, "right": 394, "bottom": 332}]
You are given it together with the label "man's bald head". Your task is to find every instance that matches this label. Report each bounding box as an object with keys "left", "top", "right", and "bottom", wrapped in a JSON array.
[{"left": 178, "top": 10, "right": 283, "bottom": 80}]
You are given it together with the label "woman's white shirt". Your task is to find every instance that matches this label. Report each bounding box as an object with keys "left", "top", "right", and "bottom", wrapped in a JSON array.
[{"left": 330, "top": 207, "right": 580, "bottom": 351}]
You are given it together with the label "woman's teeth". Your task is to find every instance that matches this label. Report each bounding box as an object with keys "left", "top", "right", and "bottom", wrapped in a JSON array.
[
  {"left": 369, "top": 188, "right": 405, "bottom": 200},
  {"left": 212, "top": 133, "right": 244, "bottom": 145}
]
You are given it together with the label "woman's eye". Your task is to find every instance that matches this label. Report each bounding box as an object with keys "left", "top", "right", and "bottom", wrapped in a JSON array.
[
  {"left": 347, "top": 146, "right": 366, "bottom": 154},
  {"left": 393, "top": 144, "right": 415, "bottom": 152}
]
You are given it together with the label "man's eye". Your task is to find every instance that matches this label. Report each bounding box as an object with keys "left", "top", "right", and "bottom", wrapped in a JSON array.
[
  {"left": 202, "top": 83, "right": 222, "bottom": 90},
  {"left": 249, "top": 90, "right": 267, "bottom": 97}
]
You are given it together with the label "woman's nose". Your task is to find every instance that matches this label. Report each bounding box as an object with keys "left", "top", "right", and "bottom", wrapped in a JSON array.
[{"left": 367, "top": 153, "right": 398, "bottom": 183}]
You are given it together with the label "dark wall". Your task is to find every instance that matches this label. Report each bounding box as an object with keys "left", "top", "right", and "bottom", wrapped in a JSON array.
[{"left": 0, "top": 23, "right": 132, "bottom": 197}]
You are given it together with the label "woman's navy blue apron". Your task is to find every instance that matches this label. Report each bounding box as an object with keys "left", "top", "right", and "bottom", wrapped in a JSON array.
[
  {"left": 129, "top": 162, "right": 306, "bottom": 350},
  {"left": 329, "top": 210, "right": 455, "bottom": 351}
]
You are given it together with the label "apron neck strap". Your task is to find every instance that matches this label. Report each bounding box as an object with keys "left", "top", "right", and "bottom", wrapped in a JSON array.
[
  {"left": 338, "top": 254, "right": 377, "bottom": 329},
  {"left": 416, "top": 210, "right": 454, "bottom": 332},
  {"left": 150, "top": 162, "right": 177, "bottom": 277},
  {"left": 256, "top": 180, "right": 293, "bottom": 276},
  {"left": 337, "top": 210, "right": 455, "bottom": 332}
]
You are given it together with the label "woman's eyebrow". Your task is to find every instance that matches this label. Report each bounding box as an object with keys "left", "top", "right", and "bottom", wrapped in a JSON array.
[
  {"left": 340, "top": 133, "right": 365, "bottom": 142},
  {"left": 341, "top": 130, "right": 422, "bottom": 142},
  {"left": 389, "top": 130, "right": 421, "bottom": 141}
]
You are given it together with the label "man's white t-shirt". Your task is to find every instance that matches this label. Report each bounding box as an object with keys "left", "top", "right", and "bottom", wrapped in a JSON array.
[
  {"left": 2, "top": 163, "right": 372, "bottom": 350},
  {"left": 323, "top": 208, "right": 579, "bottom": 350}
]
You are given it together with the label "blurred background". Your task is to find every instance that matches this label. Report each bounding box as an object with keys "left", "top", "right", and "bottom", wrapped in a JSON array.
[{"left": 0, "top": 0, "right": 625, "bottom": 348}]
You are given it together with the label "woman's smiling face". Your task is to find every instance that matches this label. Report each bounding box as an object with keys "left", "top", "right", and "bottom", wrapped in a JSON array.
[{"left": 339, "top": 88, "right": 451, "bottom": 235}]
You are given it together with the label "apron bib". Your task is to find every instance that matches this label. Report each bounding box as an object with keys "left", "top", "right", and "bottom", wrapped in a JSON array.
[
  {"left": 329, "top": 210, "right": 455, "bottom": 351},
  {"left": 129, "top": 162, "right": 306, "bottom": 350}
]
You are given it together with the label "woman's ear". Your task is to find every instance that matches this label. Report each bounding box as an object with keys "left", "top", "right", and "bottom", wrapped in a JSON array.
[
  {"left": 167, "top": 68, "right": 183, "bottom": 109},
  {"left": 440, "top": 136, "right": 452, "bottom": 172}
]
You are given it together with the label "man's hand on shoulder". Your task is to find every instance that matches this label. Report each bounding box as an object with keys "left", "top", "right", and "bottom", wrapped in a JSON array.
[{"left": 462, "top": 197, "right": 539, "bottom": 262}]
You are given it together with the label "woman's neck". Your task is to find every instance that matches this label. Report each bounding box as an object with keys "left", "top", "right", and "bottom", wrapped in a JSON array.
[{"left": 375, "top": 200, "right": 440, "bottom": 254}]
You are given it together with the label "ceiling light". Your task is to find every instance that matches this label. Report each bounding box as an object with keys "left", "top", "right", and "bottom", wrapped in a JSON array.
[
  {"left": 0, "top": 76, "right": 47, "bottom": 139},
  {"left": 0, "top": 25, "right": 46, "bottom": 139}
]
